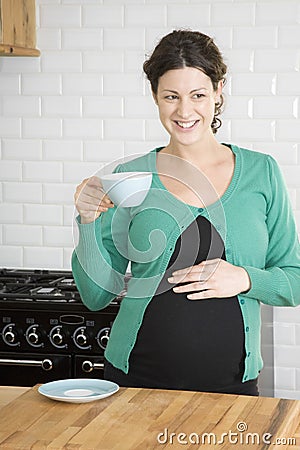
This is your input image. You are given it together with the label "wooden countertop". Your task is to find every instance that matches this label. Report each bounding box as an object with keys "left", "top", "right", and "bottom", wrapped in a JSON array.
[{"left": 0, "top": 385, "right": 299, "bottom": 449}]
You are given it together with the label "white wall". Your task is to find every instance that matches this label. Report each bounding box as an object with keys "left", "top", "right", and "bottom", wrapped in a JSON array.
[{"left": 0, "top": 0, "right": 299, "bottom": 399}]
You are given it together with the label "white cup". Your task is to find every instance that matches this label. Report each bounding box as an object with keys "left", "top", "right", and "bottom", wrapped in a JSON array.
[{"left": 100, "top": 171, "right": 152, "bottom": 207}]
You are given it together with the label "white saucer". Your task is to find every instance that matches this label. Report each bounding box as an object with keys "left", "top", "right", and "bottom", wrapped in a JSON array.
[{"left": 38, "top": 378, "right": 119, "bottom": 403}]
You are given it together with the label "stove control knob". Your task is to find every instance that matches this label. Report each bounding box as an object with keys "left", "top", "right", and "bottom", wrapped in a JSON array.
[
  {"left": 4, "top": 328, "right": 16, "bottom": 344},
  {"left": 49, "top": 326, "right": 66, "bottom": 348},
  {"left": 76, "top": 329, "right": 87, "bottom": 346},
  {"left": 2, "top": 324, "right": 19, "bottom": 347},
  {"left": 73, "top": 327, "right": 90, "bottom": 349},
  {"left": 26, "top": 325, "right": 43, "bottom": 347},
  {"left": 52, "top": 331, "right": 63, "bottom": 345},
  {"left": 96, "top": 327, "right": 110, "bottom": 350},
  {"left": 28, "top": 328, "right": 39, "bottom": 344}
]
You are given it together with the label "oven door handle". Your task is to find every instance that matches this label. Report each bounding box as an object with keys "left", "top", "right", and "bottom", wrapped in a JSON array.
[
  {"left": 82, "top": 360, "right": 104, "bottom": 373},
  {"left": 0, "top": 358, "right": 53, "bottom": 371}
]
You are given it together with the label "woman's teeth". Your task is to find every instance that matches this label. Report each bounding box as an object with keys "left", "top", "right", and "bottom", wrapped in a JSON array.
[{"left": 176, "top": 120, "right": 197, "bottom": 129}]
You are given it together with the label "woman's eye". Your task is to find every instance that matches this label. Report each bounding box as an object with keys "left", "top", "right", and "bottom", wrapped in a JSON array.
[
  {"left": 193, "top": 93, "right": 205, "bottom": 99},
  {"left": 165, "top": 95, "right": 178, "bottom": 100}
]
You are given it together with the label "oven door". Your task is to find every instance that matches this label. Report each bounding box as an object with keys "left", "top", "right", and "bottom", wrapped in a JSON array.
[
  {"left": 0, "top": 352, "right": 72, "bottom": 387},
  {"left": 75, "top": 355, "right": 105, "bottom": 379}
]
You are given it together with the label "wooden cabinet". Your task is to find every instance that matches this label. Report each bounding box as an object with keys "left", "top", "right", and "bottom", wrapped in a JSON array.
[{"left": 0, "top": 0, "right": 40, "bottom": 56}]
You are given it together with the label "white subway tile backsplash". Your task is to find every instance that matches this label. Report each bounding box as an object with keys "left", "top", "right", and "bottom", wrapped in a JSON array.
[
  {"left": 63, "top": 118, "right": 102, "bottom": 139},
  {"left": 233, "top": 26, "right": 277, "bottom": 49},
  {"left": 2, "top": 96, "right": 40, "bottom": 117},
  {"left": 276, "top": 119, "right": 300, "bottom": 141},
  {"left": 103, "top": 73, "right": 144, "bottom": 96},
  {"left": 41, "top": 52, "right": 82, "bottom": 73},
  {"left": 231, "top": 119, "right": 274, "bottom": 141},
  {"left": 0, "top": 161, "right": 22, "bottom": 182},
  {"left": 167, "top": 4, "right": 210, "bottom": 28},
  {"left": 63, "top": 162, "right": 102, "bottom": 183},
  {"left": 254, "top": 49, "right": 299, "bottom": 72},
  {"left": 21, "top": 74, "right": 61, "bottom": 95},
  {"left": 278, "top": 25, "right": 300, "bottom": 47},
  {"left": 40, "top": 5, "right": 81, "bottom": 28},
  {"left": 0, "top": 246, "right": 23, "bottom": 268},
  {"left": 23, "top": 161, "right": 63, "bottom": 182},
  {"left": 256, "top": 2, "right": 299, "bottom": 25},
  {"left": 43, "top": 226, "right": 73, "bottom": 247},
  {"left": 274, "top": 323, "right": 295, "bottom": 345},
  {"left": 0, "top": 57, "right": 40, "bottom": 74},
  {"left": 0, "top": 74, "right": 20, "bottom": 95},
  {"left": 277, "top": 73, "right": 300, "bottom": 95},
  {"left": 125, "top": 5, "right": 166, "bottom": 27},
  {"left": 24, "top": 204, "right": 63, "bottom": 226},
  {"left": 43, "top": 183, "right": 76, "bottom": 205},
  {"left": 225, "top": 49, "right": 254, "bottom": 72},
  {"left": 145, "top": 119, "right": 169, "bottom": 141},
  {"left": 62, "top": 74, "right": 102, "bottom": 95},
  {"left": 23, "top": 247, "right": 63, "bottom": 269},
  {"left": 62, "top": 30, "right": 103, "bottom": 51},
  {"left": 43, "top": 140, "right": 82, "bottom": 161},
  {"left": 274, "top": 345, "right": 300, "bottom": 368},
  {"left": 124, "top": 96, "right": 157, "bottom": 118},
  {"left": 222, "top": 97, "right": 252, "bottom": 119},
  {"left": 63, "top": 247, "right": 72, "bottom": 270},
  {"left": 23, "top": 118, "right": 62, "bottom": 139},
  {"left": 280, "top": 165, "right": 300, "bottom": 188},
  {"left": 37, "top": 29, "right": 61, "bottom": 50},
  {"left": 253, "top": 97, "right": 296, "bottom": 119},
  {"left": 3, "top": 182, "right": 42, "bottom": 203},
  {"left": 83, "top": 97, "right": 123, "bottom": 118},
  {"left": 0, "top": 204, "right": 23, "bottom": 224},
  {"left": 84, "top": 141, "right": 124, "bottom": 162},
  {"left": 82, "top": 5, "right": 124, "bottom": 27},
  {"left": 103, "top": 28, "right": 145, "bottom": 50},
  {"left": 4, "top": 225, "right": 42, "bottom": 246},
  {"left": 211, "top": 2, "right": 255, "bottom": 26},
  {"left": 2, "top": 139, "right": 42, "bottom": 161},
  {"left": 275, "top": 368, "right": 296, "bottom": 390},
  {"left": 104, "top": 118, "right": 144, "bottom": 141},
  {"left": 124, "top": 50, "right": 148, "bottom": 73},
  {"left": 253, "top": 143, "right": 298, "bottom": 165},
  {"left": 63, "top": 205, "right": 76, "bottom": 226},
  {"left": 82, "top": 51, "right": 123, "bottom": 73},
  {"left": 42, "top": 96, "right": 81, "bottom": 117},
  {"left": 295, "top": 325, "right": 300, "bottom": 346},
  {"left": 231, "top": 73, "right": 276, "bottom": 95},
  {"left": 0, "top": 118, "right": 21, "bottom": 138}
]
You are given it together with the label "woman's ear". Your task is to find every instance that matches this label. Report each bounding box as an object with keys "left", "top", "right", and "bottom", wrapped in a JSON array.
[
  {"left": 152, "top": 90, "right": 158, "bottom": 105},
  {"left": 215, "top": 80, "right": 223, "bottom": 103}
]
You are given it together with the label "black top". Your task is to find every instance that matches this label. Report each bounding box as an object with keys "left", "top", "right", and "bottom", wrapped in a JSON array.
[{"left": 105, "top": 216, "right": 249, "bottom": 393}]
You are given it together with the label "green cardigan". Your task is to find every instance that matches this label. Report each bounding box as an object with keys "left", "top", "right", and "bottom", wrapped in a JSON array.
[{"left": 72, "top": 144, "right": 300, "bottom": 382}]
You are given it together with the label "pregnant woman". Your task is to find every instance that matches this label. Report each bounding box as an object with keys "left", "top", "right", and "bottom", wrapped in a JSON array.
[{"left": 72, "top": 30, "right": 300, "bottom": 396}]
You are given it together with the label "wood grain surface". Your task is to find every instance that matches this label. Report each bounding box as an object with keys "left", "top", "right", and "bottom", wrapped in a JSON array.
[{"left": 0, "top": 385, "right": 299, "bottom": 449}]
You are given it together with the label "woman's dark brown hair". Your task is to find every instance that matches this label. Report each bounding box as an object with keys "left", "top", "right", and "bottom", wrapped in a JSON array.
[{"left": 143, "top": 29, "right": 227, "bottom": 133}]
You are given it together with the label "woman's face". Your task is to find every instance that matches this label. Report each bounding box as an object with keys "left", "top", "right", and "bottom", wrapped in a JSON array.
[{"left": 154, "top": 66, "right": 222, "bottom": 148}]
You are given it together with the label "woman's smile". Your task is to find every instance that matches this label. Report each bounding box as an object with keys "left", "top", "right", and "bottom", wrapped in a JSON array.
[{"left": 174, "top": 120, "right": 200, "bottom": 130}]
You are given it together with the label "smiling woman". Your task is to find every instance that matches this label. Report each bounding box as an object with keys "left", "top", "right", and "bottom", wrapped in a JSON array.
[{"left": 72, "top": 29, "right": 300, "bottom": 397}]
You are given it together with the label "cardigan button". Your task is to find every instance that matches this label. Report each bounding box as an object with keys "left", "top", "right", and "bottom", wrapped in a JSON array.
[
  {"left": 198, "top": 207, "right": 203, "bottom": 213},
  {"left": 240, "top": 299, "right": 245, "bottom": 305},
  {"left": 245, "top": 326, "right": 249, "bottom": 332}
]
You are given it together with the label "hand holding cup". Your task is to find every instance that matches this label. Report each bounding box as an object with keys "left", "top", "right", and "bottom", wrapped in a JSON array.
[{"left": 74, "top": 176, "right": 114, "bottom": 224}]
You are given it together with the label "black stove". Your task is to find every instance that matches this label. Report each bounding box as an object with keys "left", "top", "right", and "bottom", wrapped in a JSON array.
[{"left": 0, "top": 268, "right": 127, "bottom": 386}]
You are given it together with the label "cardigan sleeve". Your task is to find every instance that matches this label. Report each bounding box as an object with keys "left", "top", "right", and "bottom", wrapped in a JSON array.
[
  {"left": 71, "top": 165, "right": 129, "bottom": 311},
  {"left": 242, "top": 155, "right": 300, "bottom": 307}
]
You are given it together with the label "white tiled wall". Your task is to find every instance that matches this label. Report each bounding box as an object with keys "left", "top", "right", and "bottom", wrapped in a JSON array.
[{"left": 0, "top": 0, "right": 299, "bottom": 399}]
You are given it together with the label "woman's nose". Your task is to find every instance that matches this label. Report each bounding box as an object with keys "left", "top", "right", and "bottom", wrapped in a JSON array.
[{"left": 176, "top": 99, "right": 193, "bottom": 119}]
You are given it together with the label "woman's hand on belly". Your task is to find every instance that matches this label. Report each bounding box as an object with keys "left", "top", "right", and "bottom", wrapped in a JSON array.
[{"left": 167, "top": 259, "right": 251, "bottom": 300}]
